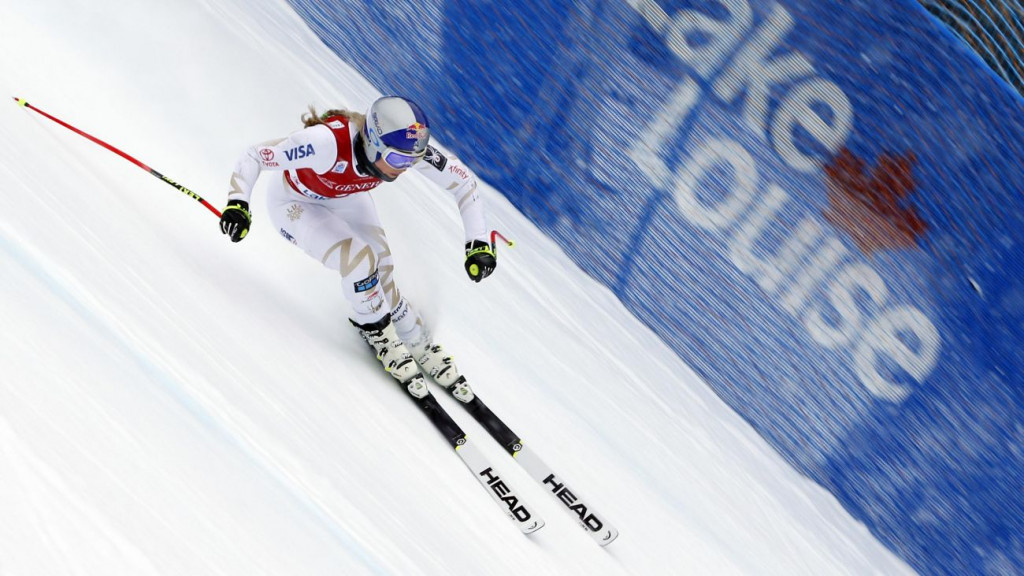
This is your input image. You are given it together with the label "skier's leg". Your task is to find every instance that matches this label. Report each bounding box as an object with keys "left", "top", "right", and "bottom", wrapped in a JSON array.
[
  {"left": 335, "top": 197, "right": 467, "bottom": 391},
  {"left": 324, "top": 193, "right": 431, "bottom": 344},
  {"left": 265, "top": 179, "right": 419, "bottom": 384},
  {"left": 342, "top": 219, "right": 427, "bottom": 346}
]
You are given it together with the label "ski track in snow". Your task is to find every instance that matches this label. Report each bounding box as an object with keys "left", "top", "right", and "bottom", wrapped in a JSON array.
[{"left": 0, "top": 223, "right": 394, "bottom": 575}]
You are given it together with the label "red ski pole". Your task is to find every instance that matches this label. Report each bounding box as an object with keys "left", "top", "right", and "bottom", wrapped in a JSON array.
[
  {"left": 490, "top": 229, "right": 514, "bottom": 250},
  {"left": 13, "top": 97, "right": 222, "bottom": 218}
]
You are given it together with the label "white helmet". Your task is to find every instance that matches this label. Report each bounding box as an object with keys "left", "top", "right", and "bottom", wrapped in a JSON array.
[{"left": 361, "top": 96, "right": 430, "bottom": 179}]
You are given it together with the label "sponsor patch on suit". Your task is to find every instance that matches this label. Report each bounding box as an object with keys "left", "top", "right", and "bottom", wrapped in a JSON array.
[
  {"left": 424, "top": 145, "right": 448, "bottom": 171},
  {"left": 354, "top": 271, "right": 380, "bottom": 293}
]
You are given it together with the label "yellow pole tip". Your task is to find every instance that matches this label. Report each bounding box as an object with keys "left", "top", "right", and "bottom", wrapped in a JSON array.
[{"left": 14, "top": 97, "right": 27, "bottom": 107}]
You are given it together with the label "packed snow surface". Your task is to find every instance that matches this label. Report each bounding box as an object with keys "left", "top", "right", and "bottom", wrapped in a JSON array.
[{"left": 0, "top": 1, "right": 912, "bottom": 574}]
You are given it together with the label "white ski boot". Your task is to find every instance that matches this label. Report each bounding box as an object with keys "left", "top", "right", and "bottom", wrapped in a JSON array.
[
  {"left": 408, "top": 339, "right": 458, "bottom": 386},
  {"left": 352, "top": 315, "right": 423, "bottom": 392},
  {"left": 408, "top": 339, "right": 475, "bottom": 402}
]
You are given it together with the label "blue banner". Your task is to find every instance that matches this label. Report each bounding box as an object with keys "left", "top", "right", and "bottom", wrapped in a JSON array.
[{"left": 287, "top": 1, "right": 1024, "bottom": 573}]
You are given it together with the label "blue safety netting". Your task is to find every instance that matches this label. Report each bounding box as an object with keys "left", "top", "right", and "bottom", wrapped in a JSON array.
[
  {"left": 921, "top": 0, "right": 1024, "bottom": 94},
  {"left": 285, "top": 1, "right": 1024, "bottom": 573}
]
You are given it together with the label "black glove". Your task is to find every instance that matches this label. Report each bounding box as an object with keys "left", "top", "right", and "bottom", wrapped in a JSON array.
[
  {"left": 219, "top": 199, "right": 251, "bottom": 242},
  {"left": 465, "top": 239, "right": 497, "bottom": 282}
]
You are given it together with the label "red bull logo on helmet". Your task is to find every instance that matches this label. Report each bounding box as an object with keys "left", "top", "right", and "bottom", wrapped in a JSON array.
[{"left": 406, "top": 122, "right": 428, "bottom": 145}]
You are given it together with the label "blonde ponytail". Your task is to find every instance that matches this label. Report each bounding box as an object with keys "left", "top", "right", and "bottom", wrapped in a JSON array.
[{"left": 301, "top": 105, "right": 365, "bottom": 129}]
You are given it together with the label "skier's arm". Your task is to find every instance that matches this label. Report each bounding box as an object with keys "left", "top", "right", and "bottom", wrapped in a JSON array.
[
  {"left": 227, "top": 125, "right": 337, "bottom": 204},
  {"left": 413, "top": 145, "right": 488, "bottom": 243},
  {"left": 413, "top": 145, "right": 497, "bottom": 281}
]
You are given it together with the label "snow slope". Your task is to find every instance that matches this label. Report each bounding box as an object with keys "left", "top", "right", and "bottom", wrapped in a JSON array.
[{"left": 0, "top": 0, "right": 913, "bottom": 574}]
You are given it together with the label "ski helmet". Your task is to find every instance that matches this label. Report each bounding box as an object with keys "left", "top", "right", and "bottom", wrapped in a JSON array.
[{"left": 361, "top": 96, "right": 430, "bottom": 172}]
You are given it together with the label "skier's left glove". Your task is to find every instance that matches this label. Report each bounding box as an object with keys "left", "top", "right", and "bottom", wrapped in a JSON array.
[
  {"left": 219, "top": 199, "right": 251, "bottom": 243},
  {"left": 465, "top": 239, "right": 497, "bottom": 282}
]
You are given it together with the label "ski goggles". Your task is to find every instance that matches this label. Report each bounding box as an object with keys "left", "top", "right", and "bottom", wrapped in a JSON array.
[{"left": 381, "top": 147, "right": 425, "bottom": 170}]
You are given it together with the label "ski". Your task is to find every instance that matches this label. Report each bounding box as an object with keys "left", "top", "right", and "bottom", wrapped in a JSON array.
[
  {"left": 399, "top": 375, "right": 545, "bottom": 535},
  {"left": 513, "top": 444, "right": 618, "bottom": 545},
  {"left": 446, "top": 377, "right": 619, "bottom": 546}
]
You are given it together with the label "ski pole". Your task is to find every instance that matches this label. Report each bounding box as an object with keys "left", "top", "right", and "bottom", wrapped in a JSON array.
[
  {"left": 490, "top": 229, "right": 514, "bottom": 251},
  {"left": 12, "top": 97, "right": 222, "bottom": 218}
]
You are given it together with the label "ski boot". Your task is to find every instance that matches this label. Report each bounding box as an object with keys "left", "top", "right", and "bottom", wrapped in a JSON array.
[
  {"left": 408, "top": 338, "right": 475, "bottom": 403},
  {"left": 352, "top": 315, "right": 428, "bottom": 398}
]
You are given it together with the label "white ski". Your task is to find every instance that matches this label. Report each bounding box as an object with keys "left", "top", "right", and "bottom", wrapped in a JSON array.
[
  {"left": 455, "top": 438, "right": 545, "bottom": 534},
  {"left": 514, "top": 445, "right": 619, "bottom": 545}
]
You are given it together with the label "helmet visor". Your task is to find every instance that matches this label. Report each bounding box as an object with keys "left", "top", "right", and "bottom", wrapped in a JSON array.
[{"left": 382, "top": 148, "right": 423, "bottom": 170}]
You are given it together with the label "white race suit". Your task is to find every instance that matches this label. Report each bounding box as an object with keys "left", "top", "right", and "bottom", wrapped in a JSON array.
[{"left": 226, "top": 113, "right": 489, "bottom": 347}]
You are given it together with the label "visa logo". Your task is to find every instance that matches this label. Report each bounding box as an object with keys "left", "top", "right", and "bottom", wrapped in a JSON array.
[{"left": 285, "top": 144, "right": 315, "bottom": 161}]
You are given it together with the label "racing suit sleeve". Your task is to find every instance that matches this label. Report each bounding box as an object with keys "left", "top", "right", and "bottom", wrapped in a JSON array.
[
  {"left": 411, "top": 144, "right": 488, "bottom": 243},
  {"left": 227, "top": 124, "right": 337, "bottom": 203}
]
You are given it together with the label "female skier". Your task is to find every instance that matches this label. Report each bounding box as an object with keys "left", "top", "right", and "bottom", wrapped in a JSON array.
[{"left": 218, "top": 96, "right": 496, "bottom": 399}]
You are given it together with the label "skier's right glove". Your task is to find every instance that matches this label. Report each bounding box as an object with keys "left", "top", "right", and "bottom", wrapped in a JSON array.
[
  {"left": 219, "top": 199, "right": 251, "bottom": 242},
  {"left": 464, "top": 239, "right": 497, "bottom": 282}
]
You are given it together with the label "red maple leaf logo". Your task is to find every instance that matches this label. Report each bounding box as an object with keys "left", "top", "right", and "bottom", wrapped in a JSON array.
[{"left": 823, "top": 148, "right": 928, "bottom": 255}]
